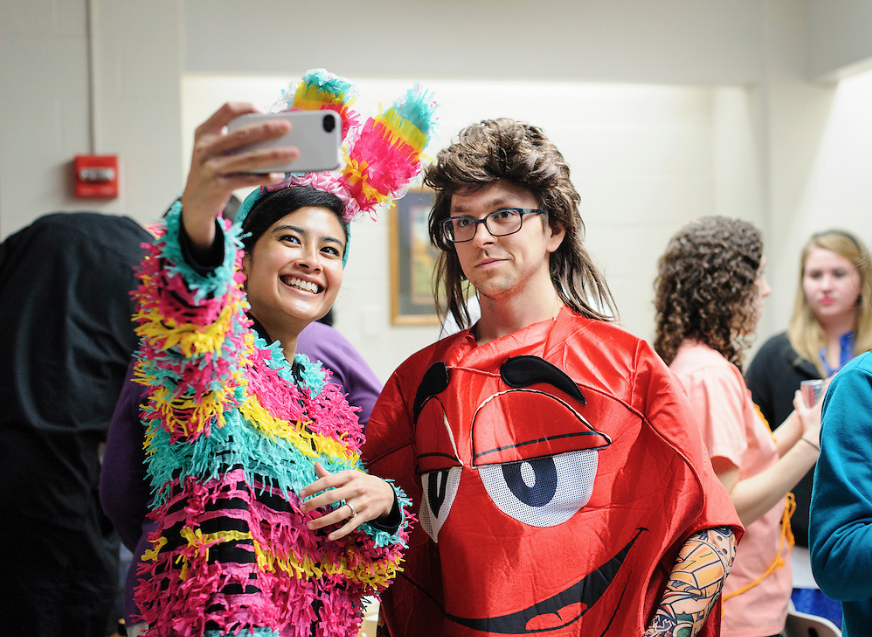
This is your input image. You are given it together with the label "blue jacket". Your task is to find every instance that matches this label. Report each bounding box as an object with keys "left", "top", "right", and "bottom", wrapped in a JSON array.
[{"left": 810, "top": 351, "right": 872, "bottom": 636}]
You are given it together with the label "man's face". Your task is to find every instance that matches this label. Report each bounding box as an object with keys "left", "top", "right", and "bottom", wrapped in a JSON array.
[{"left": 448, "top": 181, "right": 563, "bottom": 302}]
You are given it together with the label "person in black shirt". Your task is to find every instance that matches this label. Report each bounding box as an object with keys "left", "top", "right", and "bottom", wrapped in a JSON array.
[{"left": 0, "top": 212, "right": 151, "bottom": 637}]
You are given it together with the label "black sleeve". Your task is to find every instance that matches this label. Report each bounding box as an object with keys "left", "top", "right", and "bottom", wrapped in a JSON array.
[
  {"left": 177, "top": 217, "right": 226, "bottom": 276},
  {"left": 367, "top": 491, "right": 401, "bottom": 535}
]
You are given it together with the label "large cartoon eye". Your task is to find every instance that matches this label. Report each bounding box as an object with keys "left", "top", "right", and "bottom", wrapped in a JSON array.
[
  {"left": 479, "top": 450, "right": 597, "bottom": 527},
  {"left": 419, "top": 466, "right": 462, "bottom": 543}
]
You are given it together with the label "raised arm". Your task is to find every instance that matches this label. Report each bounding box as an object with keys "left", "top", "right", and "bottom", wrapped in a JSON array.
[
  {"left": 180, "top": 101, "right": 296, "bottom": 251},
  {"left": 134, "top": 103, "right": 303, "bottom": 444},
  {"left": 714, "top": 391, "right": 821, "bottom": 526}
]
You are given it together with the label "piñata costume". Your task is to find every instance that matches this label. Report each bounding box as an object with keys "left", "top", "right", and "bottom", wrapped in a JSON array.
[
  {"left": 363, "top": 308, "right": 741, "bottom": 636},
  {"left": 132, "top": 70, "right": 438, "bottom": 637}
]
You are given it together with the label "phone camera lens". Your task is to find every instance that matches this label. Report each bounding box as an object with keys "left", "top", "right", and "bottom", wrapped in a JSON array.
[{"left": 322, "top": 114, "right": 336, "bottom": 133}]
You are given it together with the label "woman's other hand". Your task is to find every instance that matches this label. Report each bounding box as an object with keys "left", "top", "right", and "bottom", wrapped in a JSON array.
[
  {"left": 180, "top": 102, "right": 299, "bottom": 249},
  {"left": 299, "top": 463, "right": 395, "bottom": 541}
]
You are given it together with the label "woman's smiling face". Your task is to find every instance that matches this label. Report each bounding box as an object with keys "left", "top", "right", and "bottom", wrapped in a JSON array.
[{"left": 242, "top": 205, "right": 345, "bottom": 336}]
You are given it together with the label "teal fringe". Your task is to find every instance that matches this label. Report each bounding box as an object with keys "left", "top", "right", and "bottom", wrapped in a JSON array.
[
  {"left": 294, "top": 353, "right": 328, "bottom": 396},
  {"left": 301, "top": 68, "right": 356, "bottom": 101},
  {"left": 359, "top": 480, "right": 413, "bottom": 549},
  {"left": 252, "top": 333, "right": 328, "bottom": 397},
  {"left": 204, "top": 629, "right": 280, "bottom": 637},
  {"left": 144, "top": 408, "right": 362, "bottom": 507},
  {"left": 395, "top": 85, "right": 439, "bottom": 138},
  {"left": 161, "top": 202, "right": 244, "bottom": 303}
]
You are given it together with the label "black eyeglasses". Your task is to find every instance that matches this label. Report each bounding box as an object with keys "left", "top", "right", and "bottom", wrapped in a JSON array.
[{"left": 442, "top": 208, "right": 545, "bottom": 243}]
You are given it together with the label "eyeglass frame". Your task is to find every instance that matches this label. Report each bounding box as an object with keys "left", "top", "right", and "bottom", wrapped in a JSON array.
[{"left": 441, "top": 208, "right": 546, "bottom": 244}]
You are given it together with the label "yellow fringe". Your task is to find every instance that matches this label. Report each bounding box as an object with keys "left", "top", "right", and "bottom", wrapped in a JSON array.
[
  {"left": 252, "top": 537, "right": 400, "bottom": 588},
  {"left": 293, "top": 84, "right": 358, "bottom": 110},
  {"left": 142, "top": 364, "right": 246, "bottom": 439},
  {"left": 375, "top": 108, "right": 428, "bottom": 152},
  {"left": 136, "top": 297, "right": 246, "bottom": 359},
  {"left": 142, "top": 535, "right": 168, "bottom": 562},
  {"left": 238, "top": 393, "right": 357, "bottom": 463},
  {"left": 144, "top": 525, "right": 399, "bottom": 587}
]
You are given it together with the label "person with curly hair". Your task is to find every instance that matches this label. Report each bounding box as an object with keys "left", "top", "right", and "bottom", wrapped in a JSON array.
[
  {"left": 363, "top": 119, "right": 742, "bottom": 637},
  {"left": 654, "top": 216, "right": 823, "bottom": 637},
  {"left": 746, "top": 229, "right": 871, "bottom": 626}
]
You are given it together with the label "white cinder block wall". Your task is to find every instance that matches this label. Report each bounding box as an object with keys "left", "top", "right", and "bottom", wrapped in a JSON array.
[
  {"left": 0, "top": 1, "right": 184, "bottom": 236},
  {"left": 3, "top": 0, "right": 872, "bottom": 381},
  {"left": 182, "top": 78, "right": 763, "bottom": 380}
]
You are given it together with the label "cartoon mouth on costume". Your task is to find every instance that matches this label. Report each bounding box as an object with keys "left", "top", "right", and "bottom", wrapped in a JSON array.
[
  {"left": 445, "top": 529, "right": 644, "bottom": 634},
  {"left": 280, "top": 276, "right": 322, "bottom": 293}
]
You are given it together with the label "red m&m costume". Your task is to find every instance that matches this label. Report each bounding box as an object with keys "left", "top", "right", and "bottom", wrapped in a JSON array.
[{"left": 363, "top": 307, "right": 740, "bottom": 636}]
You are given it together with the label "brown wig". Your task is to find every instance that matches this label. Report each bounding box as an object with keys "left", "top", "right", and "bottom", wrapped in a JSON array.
[
  {"left": 787, "top": 229, "right": 872, "bottom": 375},
  {"left": 424, "top": 118, "right": 616, "bottom": 328},
  {"left": 654, "top": 217, "right": 763, "bottom": 369}
]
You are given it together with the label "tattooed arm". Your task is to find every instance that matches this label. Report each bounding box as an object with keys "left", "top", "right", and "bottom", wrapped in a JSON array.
[{"left": 643, "top": 526, "right": 737, "bottom": 637}]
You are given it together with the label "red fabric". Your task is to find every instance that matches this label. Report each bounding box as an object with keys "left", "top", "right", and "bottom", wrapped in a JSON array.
[{"left": 363, "top": 308, "right": 741, "bottom": 636}]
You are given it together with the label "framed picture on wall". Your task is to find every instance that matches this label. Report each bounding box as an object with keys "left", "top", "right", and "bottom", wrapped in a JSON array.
[{"left": 390, "top": 186, "right": 442, "bottom": 325}]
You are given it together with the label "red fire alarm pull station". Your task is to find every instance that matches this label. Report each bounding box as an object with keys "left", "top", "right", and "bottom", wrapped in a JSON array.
[{"left": 74, "top": 154, "right": 119, "bottom": 198}]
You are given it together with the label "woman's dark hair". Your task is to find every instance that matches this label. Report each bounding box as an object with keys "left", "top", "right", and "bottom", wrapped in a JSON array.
[
  {"left": 425, "top": 118, "right": 617, "bottom": 328},
  {"left": 241, "top": 186, "right": 346, "bottom": 253},
  {"left": 653, "top": 216, "right": 763, "bottom": 369}
]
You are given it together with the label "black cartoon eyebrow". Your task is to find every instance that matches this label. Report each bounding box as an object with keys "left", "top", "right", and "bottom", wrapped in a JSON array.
[
  {"left": 413, "top": 362, "right": 450, "bottom": 424},
  {"left": 500, "top": 355, "right": 586, "bottom": 404}
]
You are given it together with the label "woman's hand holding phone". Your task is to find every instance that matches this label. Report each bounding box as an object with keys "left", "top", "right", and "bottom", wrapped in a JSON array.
[
  {"left": 180, "top": 102, "right": 298, "bottom": 250},
  {"left": 226, "top": 111, "right": 341, "bottom": 174}
]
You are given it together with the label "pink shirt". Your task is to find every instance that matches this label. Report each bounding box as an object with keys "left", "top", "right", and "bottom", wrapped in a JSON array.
[{"left": 670, "top": 341, "right": 791, "bottom": 637}]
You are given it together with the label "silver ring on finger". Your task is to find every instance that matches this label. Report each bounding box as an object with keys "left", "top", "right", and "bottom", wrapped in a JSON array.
[{"left": 347, "top": 502, "right": 358, "bottom": 519}]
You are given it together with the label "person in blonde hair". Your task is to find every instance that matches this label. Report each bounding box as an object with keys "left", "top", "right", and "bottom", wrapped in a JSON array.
[{"left": 746, "top": 228, "right": 871, "bottom": 626}]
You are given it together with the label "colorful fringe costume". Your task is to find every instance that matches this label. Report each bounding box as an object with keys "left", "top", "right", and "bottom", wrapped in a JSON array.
[
  {"left": 130, "top": 69, "right": 437, "bottom": 637},
  {"left": 132, "top": 210, "right": 409, "bottom": 636}
]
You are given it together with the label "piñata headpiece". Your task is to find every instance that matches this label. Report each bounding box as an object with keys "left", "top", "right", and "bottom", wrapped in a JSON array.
[{"left": 235, "top": 69, "right": 438, "bottom": 236}]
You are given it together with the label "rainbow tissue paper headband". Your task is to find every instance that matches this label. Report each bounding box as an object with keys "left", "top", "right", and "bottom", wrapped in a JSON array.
[{"left": 235, "top": 68, "right": 439, "bottom": 227}]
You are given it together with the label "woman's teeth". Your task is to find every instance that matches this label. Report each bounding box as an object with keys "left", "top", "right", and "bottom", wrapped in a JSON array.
[{"left": 282, "top": 276, "right": 320, "bottom": 293}]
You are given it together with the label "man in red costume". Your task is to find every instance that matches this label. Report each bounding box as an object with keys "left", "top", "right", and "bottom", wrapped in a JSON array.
[{"left": 363, "top": 119, "right": 742, "bottom": 637}]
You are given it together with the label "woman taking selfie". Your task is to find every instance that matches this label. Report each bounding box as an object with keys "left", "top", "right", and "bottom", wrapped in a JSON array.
[
  {"left": 653, "top": 217, "right": 822, "bottom": 637},
  {"left": 124, "top": 70, "right": 437, "bottom": 637}
]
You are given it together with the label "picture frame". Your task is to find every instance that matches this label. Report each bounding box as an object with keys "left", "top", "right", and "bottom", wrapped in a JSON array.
[{"left": 389, "top": 186, "right": 442, "bottom": 325}]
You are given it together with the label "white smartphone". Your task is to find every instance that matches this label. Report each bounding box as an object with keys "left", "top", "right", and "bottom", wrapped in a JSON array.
[{"left": 226, "top": 110, "right": 341, "bottom": 173}]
